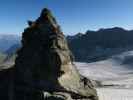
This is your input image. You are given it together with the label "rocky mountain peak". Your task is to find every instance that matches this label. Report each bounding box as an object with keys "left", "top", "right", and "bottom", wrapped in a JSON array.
[
  {"left": 35, "top": 8, "right": 59, "bottom": 32},
  {"left": 40, "top": 8, "right": 53, "bottom": 20},
  {"left": 1, "top": 8, "right": 98, "bottom": 100}
]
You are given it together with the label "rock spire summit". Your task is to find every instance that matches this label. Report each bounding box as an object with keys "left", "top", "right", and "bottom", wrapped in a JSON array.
[{"left": 14, "top": 8, "right": 98, "bottom": 100}]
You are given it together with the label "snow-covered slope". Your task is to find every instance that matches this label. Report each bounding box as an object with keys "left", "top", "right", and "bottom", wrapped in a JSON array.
[
  {"left": 75, "top": 50, "right": 133, "bottom": 88},
  {"left": 97, "top": 88, "right": 133, "bottom": 100}
]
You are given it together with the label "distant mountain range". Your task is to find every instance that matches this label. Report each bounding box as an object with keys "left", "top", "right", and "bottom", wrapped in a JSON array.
[
  {"left": 0, "top": 34, "right": 20, "bottom": 52},
  {"left": 67, "top": 27, "right": 133, "bottom": 62},
  {"left": 0, "top": 34, "right": 20, "bottom": 63},
  {"left": 1, "top": 27, "right": 133, "bottom": 63}
]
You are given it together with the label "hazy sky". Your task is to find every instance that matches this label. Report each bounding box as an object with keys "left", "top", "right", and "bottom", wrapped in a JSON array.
[{"left": 0, "top": 0, "right": 133, "bottom": 35}]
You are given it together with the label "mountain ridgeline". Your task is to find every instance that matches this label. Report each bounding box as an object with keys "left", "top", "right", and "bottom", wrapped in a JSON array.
[
  {"left": 67, "top": 27, "right": 133, "bottom": 62},
  {"left": 1, "top": 28, "right": 133, "bottom": 63}
]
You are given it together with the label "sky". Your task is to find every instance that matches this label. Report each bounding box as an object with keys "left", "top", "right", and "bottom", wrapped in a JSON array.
[{"left": 0, "top": 0, "right": 133, "bottom": 35}]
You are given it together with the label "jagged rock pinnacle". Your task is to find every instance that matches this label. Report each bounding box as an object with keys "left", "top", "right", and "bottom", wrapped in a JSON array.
[
  {"left": 35, "top": 8, "right": 58, "bottom": 30},
  {"left": 40, "top": 8, "right": 52, "bottom": 17},
  {"left": 13, "top": 8, "right": 98, "bottom": 100}
]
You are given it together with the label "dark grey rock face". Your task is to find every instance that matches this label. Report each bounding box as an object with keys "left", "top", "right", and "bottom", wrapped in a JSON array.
[
  {"left": 0, "top": 8, "right": 98, "bottom": 100},
  {"left": 68, "top": 28, "right": 133, "bottom": 63}
]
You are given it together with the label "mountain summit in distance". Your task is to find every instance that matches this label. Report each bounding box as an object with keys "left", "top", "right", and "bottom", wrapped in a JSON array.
[{"left": 68, "top": 27, "right": 133, "bottom": 62}]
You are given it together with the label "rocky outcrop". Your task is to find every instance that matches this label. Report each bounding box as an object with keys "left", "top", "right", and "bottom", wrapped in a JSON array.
[{"left": 0, "top": 8, "right": 98, "bottom": 100}]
